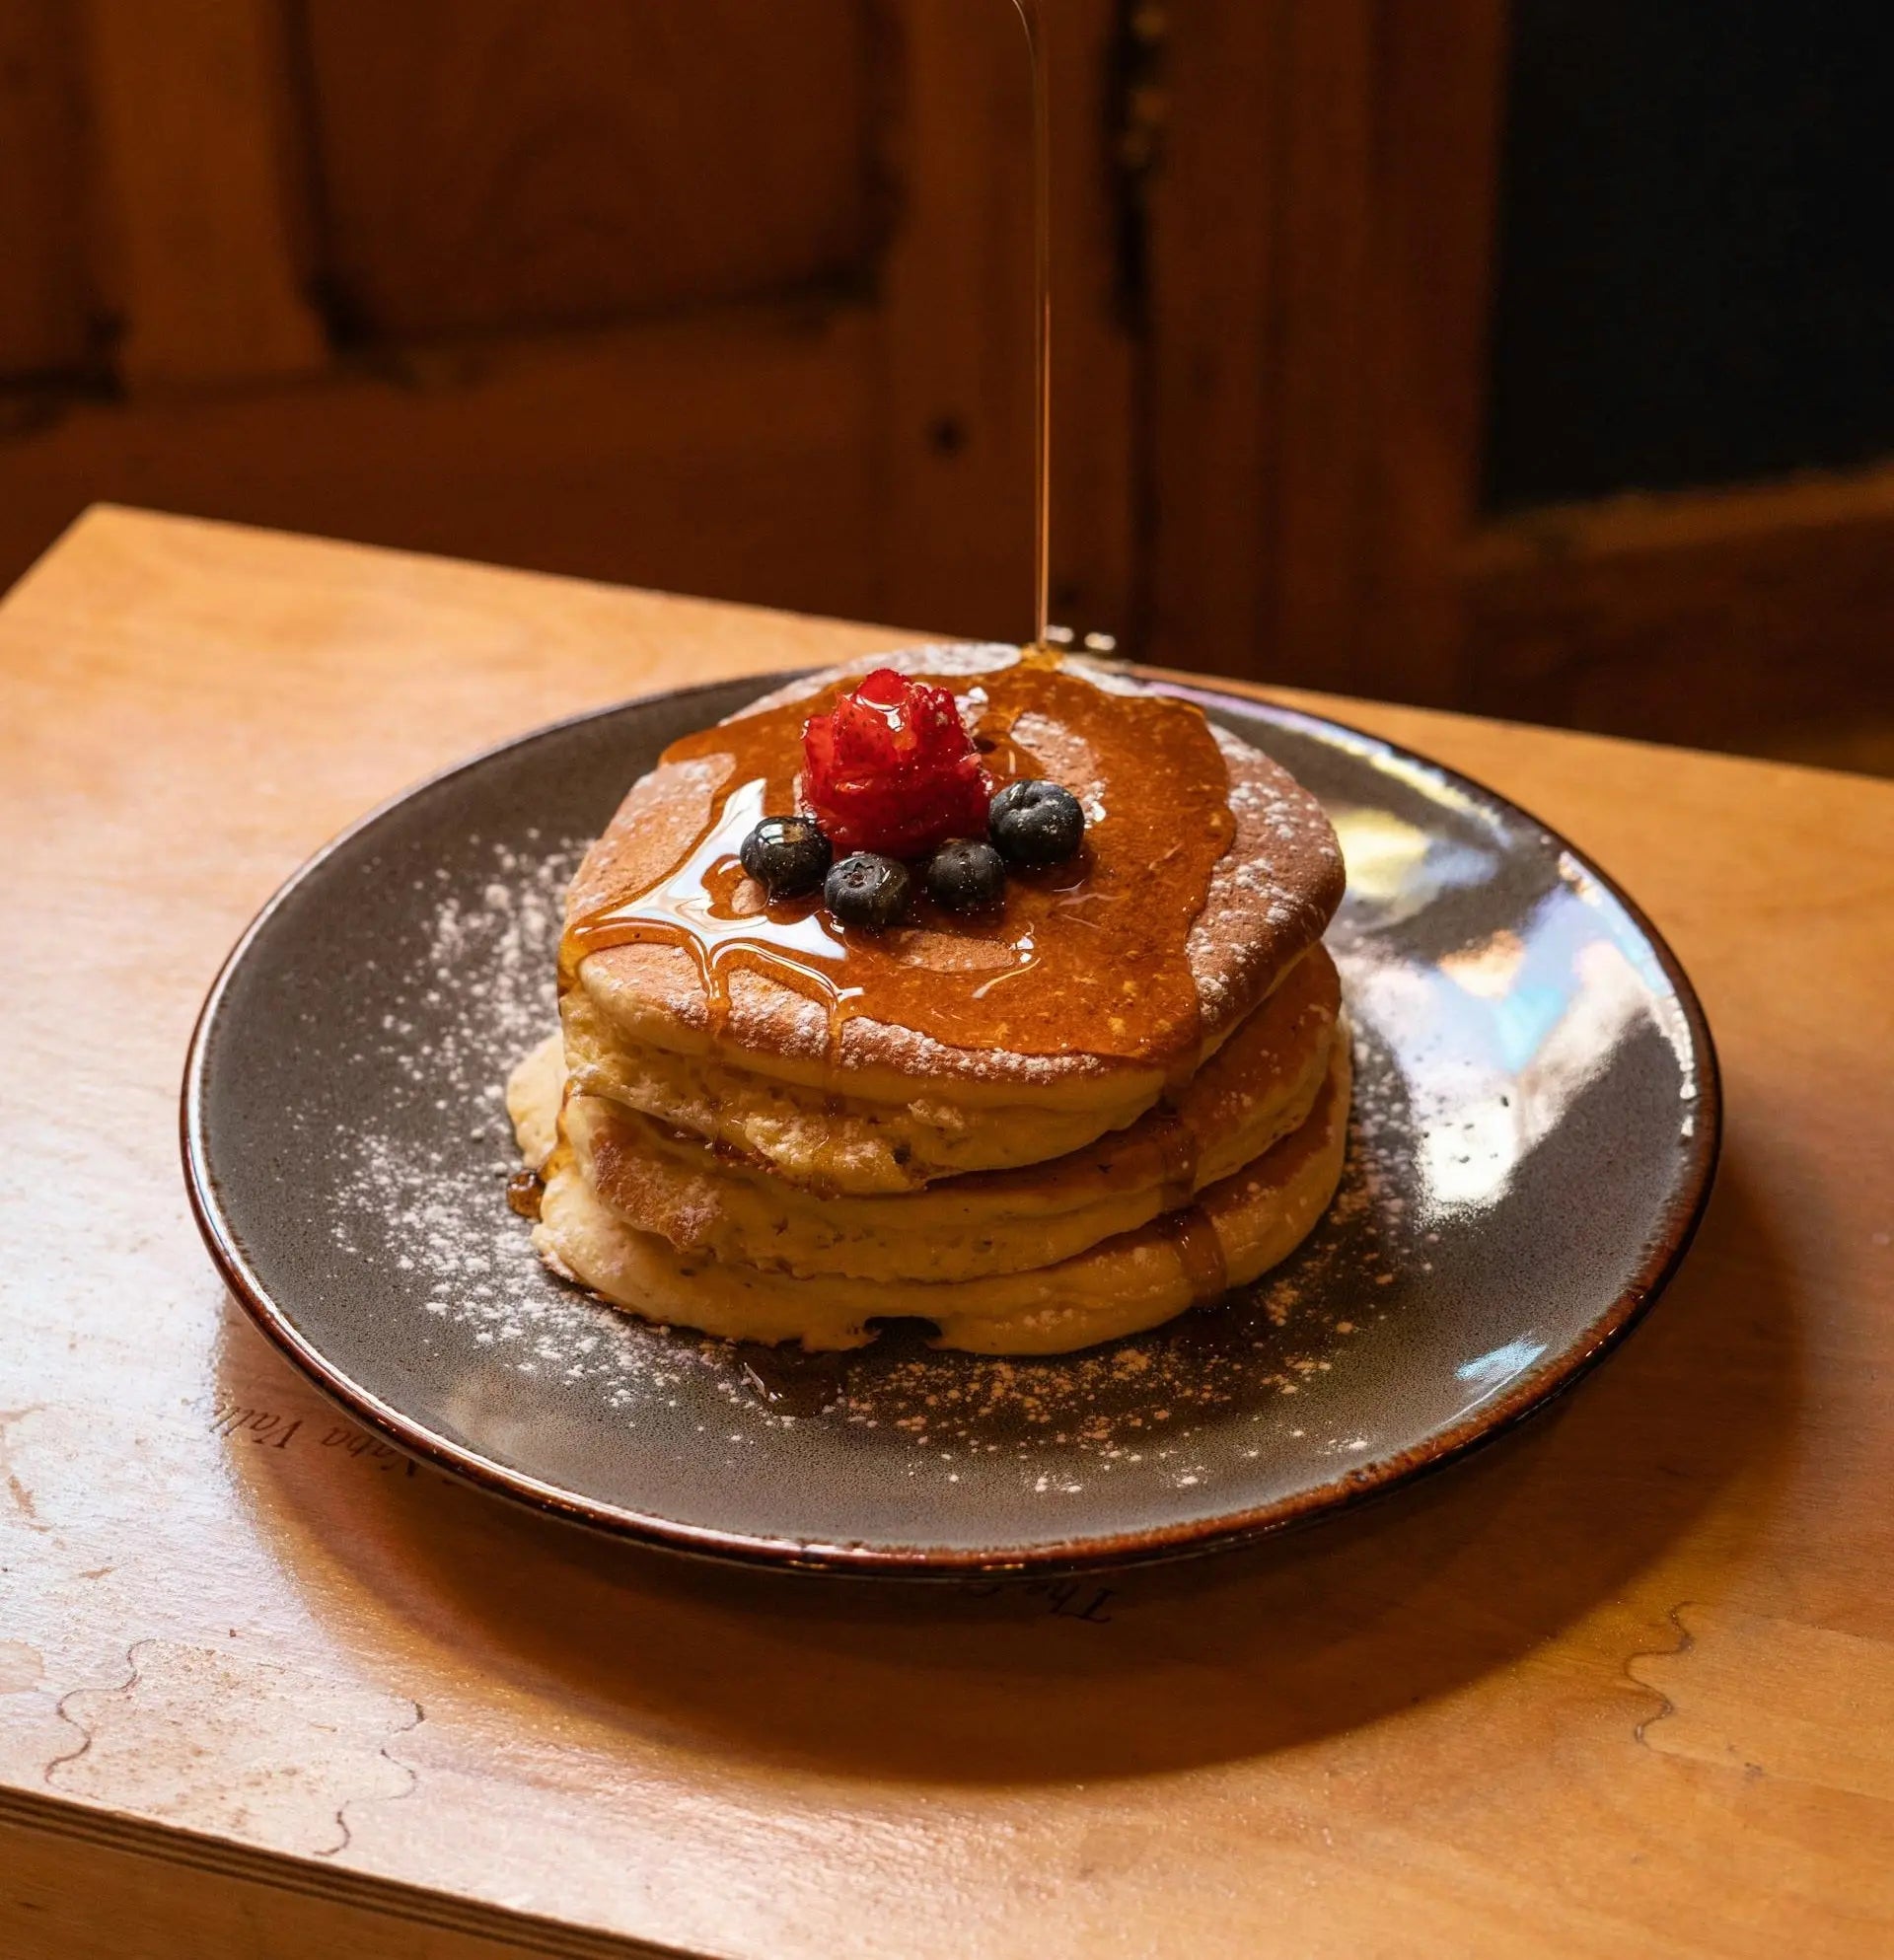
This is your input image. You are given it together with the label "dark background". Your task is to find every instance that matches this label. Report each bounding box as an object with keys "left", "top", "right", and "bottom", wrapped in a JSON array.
[{"left": 1490, "top": 0, "right": 1894, "bottom": 507}]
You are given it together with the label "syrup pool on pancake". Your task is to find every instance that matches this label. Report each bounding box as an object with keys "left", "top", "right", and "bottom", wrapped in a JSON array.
[
  {"left": 560, "top": 654, "right": 1234, "bottom": 1072},
  {"left": 506, "top": 647, "right": 1350, "bottom": 1355}
]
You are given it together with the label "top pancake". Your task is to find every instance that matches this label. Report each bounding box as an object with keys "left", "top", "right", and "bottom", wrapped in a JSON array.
[{"left": 567, "top": 646, "right": 1344, "bottom": 1097}]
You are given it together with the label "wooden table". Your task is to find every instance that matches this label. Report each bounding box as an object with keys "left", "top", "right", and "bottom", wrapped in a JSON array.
[{"left": 4, "top": 508, "right": 1891, "bottom": 1958}]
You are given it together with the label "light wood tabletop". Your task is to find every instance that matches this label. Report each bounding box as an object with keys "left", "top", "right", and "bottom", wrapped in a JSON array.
[{"left": 3, "top": 507, "right": 1891, "bottom": 1958}]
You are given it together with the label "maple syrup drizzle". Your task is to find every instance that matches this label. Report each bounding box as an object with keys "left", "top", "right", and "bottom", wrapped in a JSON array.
[
  {"left": 1011, "top": 0, "right": 1052, "bottom": 652},
  {"left": 505, "top": 1170, "right": 545, "bottom": 1220},
  {"left": 561, "top": 661, "right": 1234, "bottom": 1068},
  {"left": 1161, "top": 1204, "right": 1230, "bottom": 1305},
  {"left": 561, "top": 773, "right": 866, "bottom": 1040},
  {"left": 1149, "top": 1108, "right": 1202, "bottom": 1211}
]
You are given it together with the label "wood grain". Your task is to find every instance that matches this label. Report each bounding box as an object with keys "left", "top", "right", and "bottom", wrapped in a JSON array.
[
  {"left": 1143, "top": 0, "right": 1506, "bottom": 699},
  {"left": 1353, "top": 0, "right": 1508, "bottom": 702},
  {"left": 9, "top": 0, "right": 1885, "bottom": 771},
  {"left": 1044, "top": 0, "right": 1137, "bottom": 638},
  {"left": 2, "top": 508, "right": 1892, "bottom": 1955},
  {"left": 79, "top": 0, "right": 328, "bottom": 389},
  {"left": 871, "top": 0, "right": 1133, "bottom": 647},
  {"left": 0, "top": 306, "right": 885, "bottom": 626},
  {"left": 1141, "top": 0, "right": 1279, "bottom": 674},
  {"left": 0, "top": 0, "right": 91, "bottom": 378},
  {"left": 0, "top": 0, "right": 1130, "bottom": 655},
  {"left": 1, "top": 1800, "right": 677, "bottom": 1958},
  {"left": 295, "top": 0, "right": 877, "bottom": 341},
  {"left": 1465, "top": 461, "right": 1894, "bottom": 754}
]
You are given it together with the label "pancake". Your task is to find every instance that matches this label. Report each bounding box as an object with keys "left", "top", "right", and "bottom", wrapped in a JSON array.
[
  {"left": 557, "top": 987, "right": 1152, "bottom": 1194},
  {"left": 505, "top": 645, "right": 1350, "bottom": 1355},
  {"left": 532, "top": 1028, "right": 1351, "bottom": 1354},
  {"left": 506, "top": 1027, "right": 564, "bottom": 1173},
  {"left": 566, "top": 647, "right": 1344, "bottom": 1110},
  {"left": 552, "top": 945, "right": 1340, "bottom": 1282}
]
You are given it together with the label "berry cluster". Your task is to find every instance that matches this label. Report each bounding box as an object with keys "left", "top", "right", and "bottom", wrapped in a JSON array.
[
  {"left": 737, "top": 668, "right": 1086, "bottom": 930},
  {"left": 802, "top": 666, "right": 988, "bottom": 858}
]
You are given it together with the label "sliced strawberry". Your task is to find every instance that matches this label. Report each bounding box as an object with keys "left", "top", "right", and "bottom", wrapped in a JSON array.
[{"left": 802, "top": 668, "right": 990, "bottom": 857}]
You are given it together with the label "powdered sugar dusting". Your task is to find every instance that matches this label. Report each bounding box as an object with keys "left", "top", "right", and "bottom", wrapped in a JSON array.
[
  {"left": 314, "top": 815, "right": 1404, "bottom": 1490},
  {"left": 326, "top": 833, "right": 640, "bottom": 1378}
]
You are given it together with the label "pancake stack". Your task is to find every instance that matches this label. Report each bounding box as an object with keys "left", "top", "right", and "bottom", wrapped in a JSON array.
[{"left": 508, "top": 647, "right": 1348, "bottom": 1354}]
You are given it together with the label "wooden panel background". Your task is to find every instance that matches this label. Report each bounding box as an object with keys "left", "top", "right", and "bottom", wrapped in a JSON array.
[
  {"left": 0, "top": 0, "right": 1131, "bottom": 656},
  {"left": 1465, "top": 464, "right": 1894, "bottom": 762},
  {"left": 0, "top": 0, "right": 90, "bottom": 378},
  {"left": 1140, "top": 0, "right": 1509, "bottom": 700},
  {"left": 81, "top": 0, "right": 328, "bottom": 389},
  {"left": 0, "top": 0, "right": 1887, "bottom": 762},
  {"left": 295, "top": 0, "right": 882, "bottom": 340}
]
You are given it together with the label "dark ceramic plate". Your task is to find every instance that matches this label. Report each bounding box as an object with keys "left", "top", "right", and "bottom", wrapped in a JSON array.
[{"left": 183, "top": 671, "right": 1719, "bottom": 1576}]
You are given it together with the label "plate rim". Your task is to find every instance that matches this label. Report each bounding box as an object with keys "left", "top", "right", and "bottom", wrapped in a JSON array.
[{"left": 182, "top": 667, "right": 1723, "bottom": 1577}]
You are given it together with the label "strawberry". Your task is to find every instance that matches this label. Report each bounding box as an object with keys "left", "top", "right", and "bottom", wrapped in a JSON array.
[{"left": 802, "top": 668, "right": 990, "bottom": 858}]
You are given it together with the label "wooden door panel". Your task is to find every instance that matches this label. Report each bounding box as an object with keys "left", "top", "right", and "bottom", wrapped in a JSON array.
[
  {"left": 1136, "top": 0, "right": 1892, "bottom": 763},
  {"left": 1142, "top": 0, "right": 1506, "bottom": 698},
  {"left": 81, "top": 0, "right": 329, "bottom": 389},
  {"left": 1466, "top": 466, "right": 1894, "bottom": 758},
  {"left": 0, "top": 1, "right": 92, "bottom": 377},
  {"left": 295, "top": 0, "right": 883, "bottom": 338}
]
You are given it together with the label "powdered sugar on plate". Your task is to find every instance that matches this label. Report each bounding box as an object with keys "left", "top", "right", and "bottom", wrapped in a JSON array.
[
  {"left": 312, "top": 816, "right": 1410, "bottom": 1494},
  {"left": 328, "top": 833, "right": 602, "bottom": 1367}
]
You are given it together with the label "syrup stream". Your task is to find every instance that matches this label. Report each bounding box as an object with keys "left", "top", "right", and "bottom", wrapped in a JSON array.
[
  {"left": 1012, "top": 0, "right": 1052, "bottom": 654},
  {"left": 1162, "top": 1206, "right": 1230, "bottom": 1306}
]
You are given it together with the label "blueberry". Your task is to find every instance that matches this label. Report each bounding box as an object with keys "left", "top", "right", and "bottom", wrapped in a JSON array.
[
  {"left": 989, "top": 778, "right": 1084, "bottom": 867},
  {"left": 924, "top": 837, "right": 1006, "bottom": 910},
  {"left": 824, "top": 851, "right": 911, "bottom": 929},
  {"left": 740, "top": 813, "right": 831, "bottom": 897}
]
